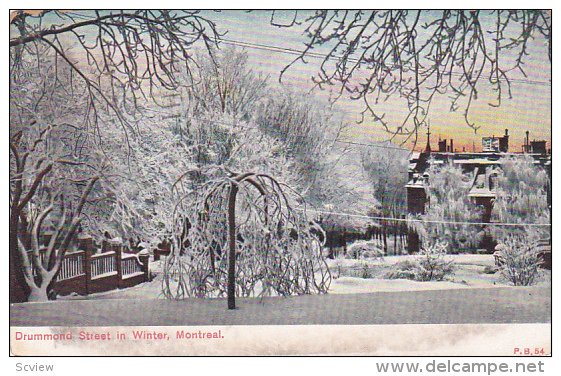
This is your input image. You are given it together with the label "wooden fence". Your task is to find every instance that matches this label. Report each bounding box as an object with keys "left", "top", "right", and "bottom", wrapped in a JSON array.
[{"left": 30, "top": 236, "right": 150, "bottom": 297}]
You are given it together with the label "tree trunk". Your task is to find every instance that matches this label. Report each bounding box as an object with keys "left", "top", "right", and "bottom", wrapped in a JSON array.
[
  {"left": 9, "top": 213, "right": 29, "bottom": 302},
  {"left": 382, "top": 222, "right": 388, "bottom": 256},
  {"left": 394, "top": 227, "right": 398, "bottom": 256},
  {"left": 227, "top": 183, "right": 238, "bottom": 310},
  {"left": 27, "top": 285, "right": 49, "bottom": 302}
]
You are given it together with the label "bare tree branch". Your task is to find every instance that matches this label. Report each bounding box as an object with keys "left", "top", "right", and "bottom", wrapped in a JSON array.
[{"left": 274, "top": 10, "right": 551, "bottom": 139}]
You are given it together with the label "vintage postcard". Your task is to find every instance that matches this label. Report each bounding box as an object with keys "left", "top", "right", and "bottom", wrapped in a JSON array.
[{"left": 8, "top": 9, "right": 552, "bottom": 357}]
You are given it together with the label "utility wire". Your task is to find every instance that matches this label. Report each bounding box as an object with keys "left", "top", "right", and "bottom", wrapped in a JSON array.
[
  {"left": 61, "top": 11, "right": 552, "bottom": 87},
  {"left": 220, "top": 37, "right": 551, "bottom": 87},
  {"left": 301, "top": 208, "right": 551, "bottom": 227}
]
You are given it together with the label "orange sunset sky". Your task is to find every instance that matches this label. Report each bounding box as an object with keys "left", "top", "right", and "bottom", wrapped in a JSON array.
[{"left": 204, "top": 10, "right": 551, "bottom": 152}]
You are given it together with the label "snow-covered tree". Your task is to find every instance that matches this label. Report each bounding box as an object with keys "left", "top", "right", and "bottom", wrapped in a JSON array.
[
  {"left": 409, "top": 161, "right": 484, "bottom": 252},
  {"left": 491, "top": 156, "right": 550, "bottom": 241},
  {"left": 361, "top": 142, "right": 409, "bottom": 217},
  {"left": 181, "top": 46, "right": 268, "bottom": 120},
  {"left": 10, "top": 10, "right": 221, "bottom": 303},
  {"left": 10, "top": 52, "right": 104, "bottom": 301},
  {"left": 82, "top": 116, "right": 199, "bottom": 248},
  {"left": 307, "top": 145, "right": 378, "bottom": 233},
  {"left": 256, "top": 89, "right": 377, "bottom": 233},
  {"left": 163, "top": 170, "right": 331, "bottom": 309}
]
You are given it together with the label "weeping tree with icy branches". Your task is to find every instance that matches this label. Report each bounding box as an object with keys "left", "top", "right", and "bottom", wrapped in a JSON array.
[{"left": 162, "top": 170, "right": 331, "bottom": 309}]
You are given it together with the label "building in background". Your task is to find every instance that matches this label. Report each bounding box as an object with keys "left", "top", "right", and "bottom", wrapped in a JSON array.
[
  {"left": 405, "top": 129, "right": 551, "bottom": 251},
  {"left": 523, "top": 130, "right": 549, "bottom": 154},
  {"left": 481, "top": 129, "right": 510, "bottom": 153}
]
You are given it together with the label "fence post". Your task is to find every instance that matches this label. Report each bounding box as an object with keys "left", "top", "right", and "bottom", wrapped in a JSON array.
[
  {"left": 78, "top": 235, "right": 94, "bottom": 295},
  {"left": 83, "top": 246, "right": 92, "bottom": 295},
  {"left": 113, "top": 241, "right": 123, "bottom": 288},
  {"left": 138, "top": 249, "right": 150, "bottom": 282}
]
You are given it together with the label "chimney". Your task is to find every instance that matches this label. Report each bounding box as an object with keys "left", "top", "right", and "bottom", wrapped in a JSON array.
[
  {"left": 525, "top": 131, "right": 530, "bottom": 153},
  {"left": 500, "top": 128, "right": 509, "bottom": 152},
  {"left": 450, "top": 139, "right": 454, "bottom": 153}
]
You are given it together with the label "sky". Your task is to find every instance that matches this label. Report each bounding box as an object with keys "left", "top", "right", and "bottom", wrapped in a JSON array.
[
  {"left": 201, "top": 10, "right": 551, "bottom": 152},
  {"left": 15, "top": 10, "right": 551, "bottom": 152}
]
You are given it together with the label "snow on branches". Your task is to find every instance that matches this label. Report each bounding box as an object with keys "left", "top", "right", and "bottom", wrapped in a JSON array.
[
  {"left": 162, "top": 170, "right": 331, "bottom": 309},
  {"left": 408, "top": 161, "right": 484, "bottom": 252}
]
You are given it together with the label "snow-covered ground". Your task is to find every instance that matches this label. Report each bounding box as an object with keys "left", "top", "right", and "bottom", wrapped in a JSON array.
[
  {"left": 13, "top": 285, "right": 551, "bottom": 327},
  {"left": 327, "top": 254, "right": 551, "bottom": 294},
  {"left": 19, "top": 254, "right": 551, "bottom": 328},
  {"left": 57, "top": 254, "right": 551, "bottom": 301}
]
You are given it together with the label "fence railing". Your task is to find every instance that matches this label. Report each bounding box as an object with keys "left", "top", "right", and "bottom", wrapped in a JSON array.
[
  {"left": 30, "top": 236, "right": 150, "bottom": 297},
  {"left": 121, "top": 253, "right": 144, "bottom": 277},
  {"left": 91, "top": 251, "right": 117, "bottom": 279},
  {"left": 56, "top": 252, "right": 85, "bottom": 281}
]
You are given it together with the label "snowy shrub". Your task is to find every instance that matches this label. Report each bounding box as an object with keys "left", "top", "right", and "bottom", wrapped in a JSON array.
[
  {"left": 335, "top": 261, "right": 375, "bottom": 279},
  {"left": 358, "top": 262, "right": 373, "bottom": 279},
  {"left": 415, "top": 242, "right": 455, "bottom": 281},
  {"left": 495, "top": 234, "right": 543, "bottom": 286},
  {"left": 346, "top": 240, "right": 384, "bottom": 260},
  {"left": 384, "top": 260, "right": 418, "bottom": 280},
  {"left": 482, "top": 265, "right": 499, "bottom": 275},
  {"left": 384, "top": 242, "right": 454, "bottom": 282},
  {"left": 330, "top": 259, "right": 343, "bottom": 279}
]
